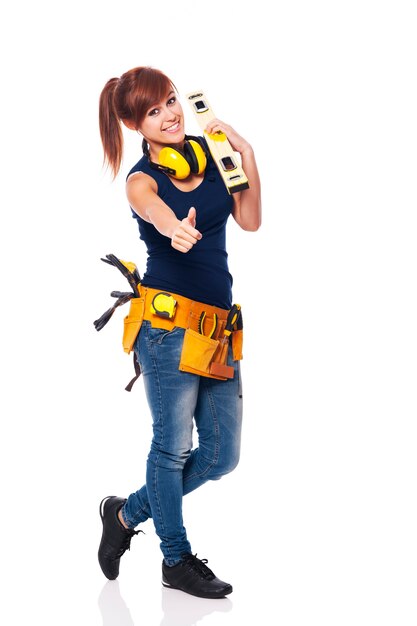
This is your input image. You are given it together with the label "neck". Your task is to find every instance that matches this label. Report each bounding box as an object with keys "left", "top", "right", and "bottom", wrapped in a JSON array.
[{"left": 147, "top": 138, "right": 186, "bottom": 161}]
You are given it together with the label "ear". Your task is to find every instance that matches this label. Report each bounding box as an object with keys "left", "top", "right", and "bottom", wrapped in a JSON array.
[{"left": 122, "top": 119, "right": 138, "bottom": 131}]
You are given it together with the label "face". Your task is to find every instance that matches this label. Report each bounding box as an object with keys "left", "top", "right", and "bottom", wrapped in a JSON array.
[{"left": 138, "top": 90, "right": 185, "bottom": 149}]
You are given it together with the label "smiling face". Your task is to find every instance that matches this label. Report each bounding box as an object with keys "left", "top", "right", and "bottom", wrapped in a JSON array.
[{"left": 138, "top": 90, "right": 185, "bottom": 156}]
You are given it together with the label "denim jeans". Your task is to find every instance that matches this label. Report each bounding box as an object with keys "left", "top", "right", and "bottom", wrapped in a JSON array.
[{"left": 121, "top": 320, "right": 243, "bottom": 566}]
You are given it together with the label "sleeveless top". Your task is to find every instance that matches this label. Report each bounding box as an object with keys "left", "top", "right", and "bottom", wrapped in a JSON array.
[{"left": 127, "top": 140, "right": 234, "bottom": 309}]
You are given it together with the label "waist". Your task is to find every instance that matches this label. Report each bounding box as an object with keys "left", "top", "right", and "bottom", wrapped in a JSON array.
[
  {"left": 141, "top": 285, "right": 230, "bottom": 336},
  {"left": 141, "top": 257, "right": 233, "bottom": 310}
]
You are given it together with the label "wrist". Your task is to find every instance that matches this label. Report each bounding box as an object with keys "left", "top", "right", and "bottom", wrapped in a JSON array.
[
  {"left": 168, "top": 218, "right": 181, "bottom": 239},
  {"left": 239, "top": 143, "right": 253, "bottom": 157}
]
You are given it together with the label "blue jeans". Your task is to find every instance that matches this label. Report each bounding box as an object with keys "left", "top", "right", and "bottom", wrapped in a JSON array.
[{"left": 121, "top": 320, "right": 243, "bottom": 566}]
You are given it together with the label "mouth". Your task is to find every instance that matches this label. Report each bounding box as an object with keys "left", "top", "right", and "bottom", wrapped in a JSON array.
[{"left": 163, "top": 120, "right": 181, "bottom": 133}]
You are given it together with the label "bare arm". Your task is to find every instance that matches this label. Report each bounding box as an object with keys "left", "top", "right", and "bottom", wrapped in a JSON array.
[
  {"left": 205, "top": 119, "right": 262, "bottom": 232},
  {"left": 126, "top": 172, "right": 202, "bottom": 253}
]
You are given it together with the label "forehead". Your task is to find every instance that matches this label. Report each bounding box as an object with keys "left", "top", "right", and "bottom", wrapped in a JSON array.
[{"left": 148, "top": 89, "right": 175, "bottom": 108}]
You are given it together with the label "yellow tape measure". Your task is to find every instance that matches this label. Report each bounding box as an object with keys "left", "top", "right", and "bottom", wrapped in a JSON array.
[{"left": 150, "top": 292, "right": 177, "bottom": 319}]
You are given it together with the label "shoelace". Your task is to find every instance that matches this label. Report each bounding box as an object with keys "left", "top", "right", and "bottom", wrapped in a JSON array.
[
  {"left": 181, "top": 553, "right": 215, "bottom": 580},
  {"left": 115, "top": 528, "right": 143, "bottom": 558}
]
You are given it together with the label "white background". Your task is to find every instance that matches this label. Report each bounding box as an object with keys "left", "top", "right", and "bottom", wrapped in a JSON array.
[{"left": 1, "top": 1, "right": 416, "bottom": 625}]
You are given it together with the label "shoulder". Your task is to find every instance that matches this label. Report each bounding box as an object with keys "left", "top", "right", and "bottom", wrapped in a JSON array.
[
  {"left": 126, "top": 169, "right": 161, "bottom": 222},
  {"left": 126, "top": 170, "right": 158, "bottom": 195},
  {"left": 126, "top": 154, "right": 158, "bottom": 193},
  {"left": 127, "top": 153, "right": 173, "bottom": 192},
  {"left": 126, "top": 154, "right": 148, "bottom": 178}
]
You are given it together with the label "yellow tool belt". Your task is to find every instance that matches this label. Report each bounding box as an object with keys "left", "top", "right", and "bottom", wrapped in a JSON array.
[{"left": 122, "top": 286, "right": 243, "bottom": 381}]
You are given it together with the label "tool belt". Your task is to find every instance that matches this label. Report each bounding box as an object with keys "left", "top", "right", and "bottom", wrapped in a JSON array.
[
  {"left": 123, "top": 286, "right": 243, "bottom": 382},
  {"left": 94, "top": 254, "right": 243, "bottom": 391}
]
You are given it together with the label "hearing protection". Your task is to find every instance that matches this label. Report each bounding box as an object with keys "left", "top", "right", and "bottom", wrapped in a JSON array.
[{"left": 142, "top": 135, "right": 207, "bottom": 180}]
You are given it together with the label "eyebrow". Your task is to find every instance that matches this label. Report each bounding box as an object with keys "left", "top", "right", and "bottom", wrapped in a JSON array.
[{"left": 148, "top": 91, "right": 176, "bottom": 112}]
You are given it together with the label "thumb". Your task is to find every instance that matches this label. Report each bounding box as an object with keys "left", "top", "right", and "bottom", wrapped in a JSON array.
[{"left": 187, "top": 206, "right": 196, "bottom": 226}]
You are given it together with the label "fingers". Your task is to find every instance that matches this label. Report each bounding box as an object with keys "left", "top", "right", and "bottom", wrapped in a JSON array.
[
  {"left": 186, "top": 206, "right": 196, "bottom": 227},
  {"left": 205, "top": 119, "right": 248, "bottom": 154},
  {"left": 171, "top": 211, "right": 202, "bottom": 253},
  {"left": 171, "top": 230, "right": 199, "bottom": 252},
  {"left": 171, "top": 239, "right": 194, "bottom": 253},
  {"left": 205, "top": 118, "right": 231, "bottom": 136},
  {"left": 184, "top": 207, "right": 201, "bottom": 240}
]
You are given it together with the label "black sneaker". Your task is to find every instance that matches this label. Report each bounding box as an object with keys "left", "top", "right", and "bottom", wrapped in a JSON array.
[
  {"left": 162, "top": 553, "right": 233, "bottom": 599},
  {"left": 98, "top": 496, "right": 140, "bottom": 580}
]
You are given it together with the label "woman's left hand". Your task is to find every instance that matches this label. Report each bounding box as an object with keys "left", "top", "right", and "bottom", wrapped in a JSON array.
[{"left": 204, "top": 119, "right": 252, "bottom": 155}]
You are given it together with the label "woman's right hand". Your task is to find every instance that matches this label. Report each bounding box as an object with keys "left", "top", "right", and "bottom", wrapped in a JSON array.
[{"left": 171, "top": 207, "right": 202, "bottom": 253}]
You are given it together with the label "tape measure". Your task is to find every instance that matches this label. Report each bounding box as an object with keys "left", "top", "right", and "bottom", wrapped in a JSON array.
[
  {"left": 150, "top": 292, "right": 177, "bottom": 319},
  {"left": 186, "top": 90, "right": 249, "bottom": 195}
]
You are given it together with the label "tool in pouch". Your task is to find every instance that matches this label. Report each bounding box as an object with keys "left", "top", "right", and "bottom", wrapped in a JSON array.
[
  {"left": 93, "top": 253, "right": 143, "bottom": 391},
  {"left": 198, "top": 311, "right": 217, "bottom": 338},
  {"left": 93, "top": 254, "right": 141, "bottom": 330},
  {"left": 209, "top": 304, "right": 241, "bottom": 379}
]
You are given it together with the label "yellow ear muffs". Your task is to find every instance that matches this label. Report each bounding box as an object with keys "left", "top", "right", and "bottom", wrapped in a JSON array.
[
  {"left": 144, "top": 136, "right": 208, "bottom": 179},
  {"left": 184, "top": 139, "right": 207, "bottom": 175},
  {"left": 158, "top": 147, "right": 191, "bottom": 180}
]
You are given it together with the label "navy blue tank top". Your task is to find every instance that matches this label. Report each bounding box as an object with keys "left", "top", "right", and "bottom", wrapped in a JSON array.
[{"left": 127, "top": 140, "right": 234, "bottom": 309}]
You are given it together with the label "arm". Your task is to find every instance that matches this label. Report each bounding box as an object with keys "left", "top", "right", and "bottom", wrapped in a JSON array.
[
  {"left": 126, "top": 172, "right": 202, "bottom": 253},
  {"left": 205, "top": 119, "right": 262, "bottom": 231}
]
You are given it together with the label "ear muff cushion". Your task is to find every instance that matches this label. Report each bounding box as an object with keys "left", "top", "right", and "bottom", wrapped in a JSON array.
[
  {"left": 158, "top": 147, "right": 191, "bottom": 180},
  {"left": 184, "top": 140, "right": 207, "bottom": 175}
]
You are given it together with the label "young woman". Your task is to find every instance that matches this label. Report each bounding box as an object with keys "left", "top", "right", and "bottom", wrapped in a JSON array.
[{"left": 98, "top": 66, "right": 261, "bottom": 599}]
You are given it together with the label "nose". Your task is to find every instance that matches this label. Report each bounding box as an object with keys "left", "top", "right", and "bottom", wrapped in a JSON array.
[{"left": 162, "top": 106, "right": 177, "bottom": 120}]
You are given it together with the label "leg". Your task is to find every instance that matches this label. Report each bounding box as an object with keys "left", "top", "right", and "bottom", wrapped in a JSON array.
[
  {"left": 183, "top": 352, "right": 243, "bottom": 493},
  {"left": 123, "top": 338, "right": 243, "bottom": 524},
  {"left": 161, "top": 349, "right": 242, "bottom": 598},
  {"left": 123, "top": 322, "right": 200, "bottom": 564}
]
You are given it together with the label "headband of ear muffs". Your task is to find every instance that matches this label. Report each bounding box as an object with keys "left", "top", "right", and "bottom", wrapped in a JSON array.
[{"left": 142, "top": 135, "right": 207, "bottom": 180}]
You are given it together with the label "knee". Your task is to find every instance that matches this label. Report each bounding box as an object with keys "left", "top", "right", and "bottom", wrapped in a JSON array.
[
  {"left": 149, "top": 444, "right": 191, "bottom": 471},
  {"left": 209, "top": 448, "right": 240, "bottom": 481}
]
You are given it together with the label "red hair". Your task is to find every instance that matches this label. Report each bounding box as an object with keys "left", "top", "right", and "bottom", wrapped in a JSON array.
[{"left": 99, "top": 66, "right": 175, "bottom": 178}]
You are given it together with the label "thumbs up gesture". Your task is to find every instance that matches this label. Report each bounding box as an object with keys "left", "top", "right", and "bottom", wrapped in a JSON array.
[
  {"left": 186, "top": 206, "right": 197, "bottom": 229},
  {"left": 171, "top": 207, "right": 202, "bottom": 253}
]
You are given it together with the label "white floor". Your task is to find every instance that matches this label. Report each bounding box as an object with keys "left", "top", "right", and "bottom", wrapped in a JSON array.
[{"left": 5, "top": 430, "right": 416, "bottom": 626}]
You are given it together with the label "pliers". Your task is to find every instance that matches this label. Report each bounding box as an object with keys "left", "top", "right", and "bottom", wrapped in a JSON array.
[{"left": 198, "top": 311, "right": 218, "bottom": 338}]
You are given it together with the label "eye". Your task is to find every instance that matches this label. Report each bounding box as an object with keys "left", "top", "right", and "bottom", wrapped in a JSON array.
[
  {"left": 167, "top": 96, "right": 176, "bottom": 106},
  {"left": 148, "top": 108, "right": 159, "bottom": 117}
]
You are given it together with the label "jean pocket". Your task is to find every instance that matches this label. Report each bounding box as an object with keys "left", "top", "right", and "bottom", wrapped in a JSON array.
[{"left": 147, "top": 325, "right": 182, "bottom": 345}]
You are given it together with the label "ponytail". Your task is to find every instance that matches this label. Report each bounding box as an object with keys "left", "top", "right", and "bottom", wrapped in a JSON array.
[{"left": 99, "top": 77, "right": 123, "bottom": 178}]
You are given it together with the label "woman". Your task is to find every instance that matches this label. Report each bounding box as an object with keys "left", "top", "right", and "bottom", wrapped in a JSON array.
[{"left": 98, "top": 66, "right": 261, "bottom": 599}]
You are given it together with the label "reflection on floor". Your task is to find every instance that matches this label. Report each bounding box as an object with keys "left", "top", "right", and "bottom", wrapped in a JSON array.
[{"left": 98, "top": 579, "right": 233, "bottom": 626}]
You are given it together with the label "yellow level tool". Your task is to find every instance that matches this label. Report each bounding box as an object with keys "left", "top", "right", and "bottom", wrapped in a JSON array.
[{"left": 186, "top": 90, "right": 249, "bottom": 195}]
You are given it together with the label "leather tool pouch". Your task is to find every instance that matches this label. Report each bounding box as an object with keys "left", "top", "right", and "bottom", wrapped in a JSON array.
[
  {"left": 232, "top": 329, "right": 243, "bottom": 361},
  {"left": 178, "top": 312, "right": 242, "bottom": 381},
  {"left": 122, "top": 297, "right": 145, "bottom": 354},
  {"left": 179, "top": 329, "right": 221, "bottom": 376}
]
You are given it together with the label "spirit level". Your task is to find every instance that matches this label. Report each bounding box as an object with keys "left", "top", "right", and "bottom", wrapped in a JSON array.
[{"left": 186, "top": 90, "right": 250, "bottom": 195}]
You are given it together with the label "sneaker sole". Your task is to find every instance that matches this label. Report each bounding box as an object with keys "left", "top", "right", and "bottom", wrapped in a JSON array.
[{"left": 161, "top": 579, "right": 233, "bottom": 598}]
